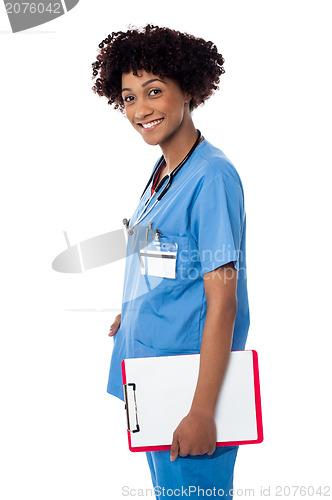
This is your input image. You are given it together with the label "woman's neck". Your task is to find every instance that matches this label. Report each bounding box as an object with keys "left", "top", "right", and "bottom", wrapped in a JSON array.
[{"left": 159, "top": 118, "right": 201, "bottom": 173}]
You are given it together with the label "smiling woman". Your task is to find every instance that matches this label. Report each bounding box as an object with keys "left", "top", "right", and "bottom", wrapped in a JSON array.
[
  {"left": 91, "top": 24, "right": 250, "bottom": 499},
  {"left": 121, "top": 70, "right": 195, "bottom": 151}
]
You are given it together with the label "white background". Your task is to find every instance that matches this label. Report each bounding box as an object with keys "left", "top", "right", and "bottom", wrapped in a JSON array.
[{"left": 1, "top": 1, "right": 331, "bottom": 498}]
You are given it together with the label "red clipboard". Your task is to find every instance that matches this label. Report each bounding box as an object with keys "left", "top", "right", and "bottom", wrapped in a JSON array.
[{"left": 121, "top": 349, "right": 263, "bottom": 452}]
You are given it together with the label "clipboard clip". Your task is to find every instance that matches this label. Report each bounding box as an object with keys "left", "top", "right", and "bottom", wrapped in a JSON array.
[{"left": 123, "top": 382, "right": 140, "bottom": 433}]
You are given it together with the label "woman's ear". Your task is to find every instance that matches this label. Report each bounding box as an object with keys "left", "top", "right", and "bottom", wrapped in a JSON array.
[{"left": 184, "top": 91, "right": 192, "bottom": 104}]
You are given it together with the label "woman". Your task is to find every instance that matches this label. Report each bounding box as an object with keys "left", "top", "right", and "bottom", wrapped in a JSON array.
[{"left": 92, "top": 24, "right": 250, "bottom": 497}]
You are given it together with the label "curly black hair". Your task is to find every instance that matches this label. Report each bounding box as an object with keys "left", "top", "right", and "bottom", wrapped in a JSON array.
[{"left": 91, "top": 24, "right": 225, "bottom": 114}]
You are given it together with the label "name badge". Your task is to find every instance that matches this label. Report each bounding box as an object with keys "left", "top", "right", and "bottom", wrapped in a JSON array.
[{"left": 140, "top": 240, "right": 178, "bottom": 279}]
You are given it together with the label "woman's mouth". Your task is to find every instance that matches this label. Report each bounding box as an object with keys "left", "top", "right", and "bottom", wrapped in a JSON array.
[{"left": 139, "top": 118, "right": 164, "bottom": 131}]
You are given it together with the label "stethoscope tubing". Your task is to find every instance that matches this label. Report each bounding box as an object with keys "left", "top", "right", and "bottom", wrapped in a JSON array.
[{"left": 129, "top": 129, "right": 202, "bottom": 229}]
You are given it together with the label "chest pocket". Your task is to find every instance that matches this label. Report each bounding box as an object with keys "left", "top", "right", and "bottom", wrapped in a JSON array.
[{"left": 153, "top": 234, "right": 191, "bottom": 290}]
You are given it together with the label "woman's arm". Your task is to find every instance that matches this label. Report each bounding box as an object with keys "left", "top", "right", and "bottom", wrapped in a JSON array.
[{"left": 170, "top": 261, "right": 238, "bottom": 461}]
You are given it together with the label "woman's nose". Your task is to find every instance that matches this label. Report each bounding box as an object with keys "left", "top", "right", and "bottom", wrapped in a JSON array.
[{"left": 134, "top": 99, "right": 153, "bottom": 120}]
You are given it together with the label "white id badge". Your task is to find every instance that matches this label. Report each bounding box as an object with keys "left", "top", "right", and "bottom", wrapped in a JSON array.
[{"left": 140, "top": 240, "right": 178, "bottom": 279}]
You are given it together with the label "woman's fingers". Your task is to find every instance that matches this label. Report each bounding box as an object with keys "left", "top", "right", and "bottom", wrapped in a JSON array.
[{"left": 108, "top": 314, "right": 121, "bottom": 336}]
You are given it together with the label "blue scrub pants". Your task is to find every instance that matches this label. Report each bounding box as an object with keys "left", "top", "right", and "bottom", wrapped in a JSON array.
[{"left": 145, "top": 445, "right": 239, "bottom": 498}]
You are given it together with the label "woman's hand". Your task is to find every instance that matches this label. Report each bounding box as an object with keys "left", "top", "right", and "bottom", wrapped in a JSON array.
[
  {"left": 108, "top": 314, "right": 121, "bottom": 337},
  {"left": 170, "top": 409, "right": 216, "bottom": 461}
]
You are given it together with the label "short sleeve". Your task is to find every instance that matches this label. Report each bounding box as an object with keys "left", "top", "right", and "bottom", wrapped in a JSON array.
[{"left": 189, "top": 170, "right": 244, "bottom": 274}]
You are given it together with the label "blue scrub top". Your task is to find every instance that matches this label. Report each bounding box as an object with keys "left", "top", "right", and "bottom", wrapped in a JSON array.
[{"left": 107, "top": 138, "right": 250, "bottom": 401}]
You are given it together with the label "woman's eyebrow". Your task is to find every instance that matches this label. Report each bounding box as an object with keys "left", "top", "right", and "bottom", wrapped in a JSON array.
[{"left": 121, "top": 78, "right": 167, "bottom": 92}]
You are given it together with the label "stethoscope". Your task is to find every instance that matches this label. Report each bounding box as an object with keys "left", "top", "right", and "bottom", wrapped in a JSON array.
[{"left": 123, "top": 129, "right": 203, "bottom": 233}]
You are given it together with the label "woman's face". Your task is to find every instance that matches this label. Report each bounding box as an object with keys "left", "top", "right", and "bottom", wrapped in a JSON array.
[{"left": 121, "top": 69, "right": 190, "bottom": 146}]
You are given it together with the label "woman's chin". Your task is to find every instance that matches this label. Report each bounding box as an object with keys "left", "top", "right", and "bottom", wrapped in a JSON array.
[{"left": 141, "top": 135, "right": 161, "bottom": 146}]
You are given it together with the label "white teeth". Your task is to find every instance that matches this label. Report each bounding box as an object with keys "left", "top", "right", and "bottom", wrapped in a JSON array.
[{"left": 142, "top": 119, "right": 163, "bottom": 129}]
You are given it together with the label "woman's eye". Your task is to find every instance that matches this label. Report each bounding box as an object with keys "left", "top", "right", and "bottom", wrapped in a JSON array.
[
  {"left": 149, "top": 89, "right": 161, "bottom": 97},
  {"left": 123, "top": 95, "right": 134, "bottom": 103}
]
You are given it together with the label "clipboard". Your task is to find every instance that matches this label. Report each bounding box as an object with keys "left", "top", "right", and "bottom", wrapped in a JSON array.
[{"left": 121, "top": 350, "right": 263, "bottom": 452}]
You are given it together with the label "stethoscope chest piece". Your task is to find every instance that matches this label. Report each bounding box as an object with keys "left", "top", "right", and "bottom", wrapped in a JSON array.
[{"left": 123, "top": 218, "right": 133, "bottom": 235}]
